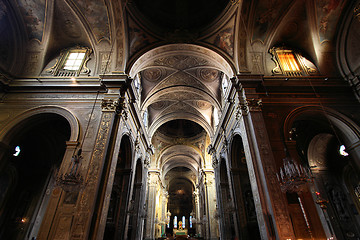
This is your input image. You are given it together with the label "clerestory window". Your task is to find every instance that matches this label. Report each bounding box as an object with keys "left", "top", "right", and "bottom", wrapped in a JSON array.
[
  {"left": 270, "top": 47, "right": 318, "bottom": 77},
  {"left": 46, "top": 46, "right": 92, "bottom": 77}
]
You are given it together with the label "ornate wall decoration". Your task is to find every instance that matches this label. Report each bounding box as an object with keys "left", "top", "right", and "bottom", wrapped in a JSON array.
[
  {"left": 23, "top": 52, "right": 40, "bottom": 75},
  {"left": 355, "top": 3, "right": 360, "bottom": 22},
  {"left": 251, "top": 53, "right": 263, "bottom": 74},
  {"left": 203, "top": 15, "right": 235, "bottom": 58},
  {"left": 101, "top": 99, "right": 119, "bottom": 112},
  {"left": 247, "top": 98, "right": 262, "bottom": 112},
  {"left": 114, "top": 0, "right": 124, "bottom": 69},
  {"left": 238, "top": 30, "right": 248, "bottom": 71},
  {"left": 99, "top": 52, "right": 111, "bottom": 74}
]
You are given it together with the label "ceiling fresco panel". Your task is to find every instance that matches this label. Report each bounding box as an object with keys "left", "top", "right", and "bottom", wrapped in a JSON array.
[
  {"left": 128, "top": 14, "right": 158, "bottom": 57},
  {"left": 251, "top": 0, "right": 292, "bottom": 43},
  {"left": 0, "top": 1, "right": 15, "bottom": 69},
  {"left": 203, "top": 15, "right": 235, "bottom": 58},
  {"left": 72, "top": 0, "right": 110, "bottom": 42},
  {"left": 16, "top": 0, "right": 46, "bottom": 41},
  {"left": 315, "top": 0, "right": 347, "bottom": 43}
]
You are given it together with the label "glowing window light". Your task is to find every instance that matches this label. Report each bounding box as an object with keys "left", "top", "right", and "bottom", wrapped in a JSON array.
[
  {"left": 63, "top": 52, "right": 86, "bottom": 71},
  {"left": 13, "top": 146, "right": 20, "bottom": 157},
  {"left": 174, "top": 216, "right": 177, "bottom": 229},
  {"left": 189, "top": 216, "right": 192, "bottom": 228},
  {"left": 278, "top": 52, "right": 300, "bottom": 72},
  {"left": 339, "top": 145, "right": 349, "bottom": 156},
  {"left": 182, "top": 216, "right": 185, "bottom": 229}
]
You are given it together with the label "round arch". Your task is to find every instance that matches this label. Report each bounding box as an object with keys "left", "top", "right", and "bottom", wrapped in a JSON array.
[
  {"left": 0, "top": 106, "right": 80, "bottom": 144},
  {"left": 283, "top": 106, "right": 360, "bottom": 148},
  {"left": 127, "top": 43, "right": 236, "bottom": 78}
]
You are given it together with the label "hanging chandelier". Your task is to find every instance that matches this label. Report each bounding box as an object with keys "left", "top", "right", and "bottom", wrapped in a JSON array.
[{"left": 276, "top": 153, "right": 312, "bottom": 193}]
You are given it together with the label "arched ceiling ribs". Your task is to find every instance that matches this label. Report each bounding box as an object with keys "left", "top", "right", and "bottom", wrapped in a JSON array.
[
  {"left": 142, "top": 85, "right": 219, "bottom": 110},
  {"left": 149, "top": 113, "right": 213, "bottom": 139},
  {"left": 159, "top": 144, "right": 202, "bottom": 174},
  {"left": 128, "top": 44, "right": 235, "bottom": 78}
]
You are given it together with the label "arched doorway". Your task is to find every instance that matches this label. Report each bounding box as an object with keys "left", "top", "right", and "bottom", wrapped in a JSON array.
[
  {"left": 0, "top": 113, "right": 71, "bottom": 239},
  {"left": 230, "top": 135, "right": 260, "bottom": 239},
  {"left": 282, "top": 105, "right": 360, "bottom": 239},
  {"left": 104, "top": 135, "right": 133, "bottom": 239},
  {"left": 292, "top": 118, "right": 360, "bottom": 239},
  {"left": 161, "top": 166, "right": 196, "bottom": 238}
]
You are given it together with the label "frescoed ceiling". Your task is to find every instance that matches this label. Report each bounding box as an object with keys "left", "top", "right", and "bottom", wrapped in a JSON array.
[{"left": 0, "top": 0, "right": 351, "bottom": 76}]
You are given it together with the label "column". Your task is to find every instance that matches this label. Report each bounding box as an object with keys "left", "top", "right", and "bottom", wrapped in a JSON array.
[
  {"left": 193, "top": 189, "right": 201, "bottom": 237},
  {"left": 203, "top": 170, "right": 219, "bottom": 240},
  {"left": 160, "top": 190, "right": 168, "bottom": 237},
  {"left": 144, "top": 170, "right": 160, "bottom": 240}
]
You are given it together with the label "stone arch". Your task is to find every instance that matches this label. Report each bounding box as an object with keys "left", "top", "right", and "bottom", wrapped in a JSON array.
[
  {"left": 127, "top": 44, "right": 236, "bottom": 78},
  {"left": 0, "top": 108, "right": 73, "bottom": 239},
  {"left": 283, "top": 106, "right": 360, "bottom": 161},
  {"left": 283, "top": 106, "right": 360, "bottom": 239},
  {"left": 0, "top": 105, "right": 80, "bottom": 144}
]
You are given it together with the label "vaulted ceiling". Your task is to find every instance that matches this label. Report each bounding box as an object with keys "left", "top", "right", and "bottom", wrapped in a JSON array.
[{"left": 0, "top": 0, "right": 355, "bottom": 188}]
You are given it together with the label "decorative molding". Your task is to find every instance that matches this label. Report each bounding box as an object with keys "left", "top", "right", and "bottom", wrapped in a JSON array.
[
  {"left": 247, "top": 98, "right": 263, "bottom": 112},
  {"left": 101, "top": 97, "right": 128, "bottom": 117}
]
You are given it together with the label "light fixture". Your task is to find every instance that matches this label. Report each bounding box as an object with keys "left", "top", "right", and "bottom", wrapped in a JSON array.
[
  {"left": 277, "top": 120, "right": 313, "bottom": 193},
  {"left": 276, "top": 150, "right": 312, "bottom": 193}
]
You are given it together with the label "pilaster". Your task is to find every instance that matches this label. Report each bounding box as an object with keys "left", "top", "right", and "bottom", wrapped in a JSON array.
[
  {"left": 235, "top": 75, "right": 295, "bottom": 240},
  {"left": 37, "top": 74, "right": 130, "bottom": 240}
]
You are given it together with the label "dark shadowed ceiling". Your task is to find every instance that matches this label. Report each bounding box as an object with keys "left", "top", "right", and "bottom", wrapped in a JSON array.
[{"left": 131, "top": 0, "right": 230, "bottom": 33}]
